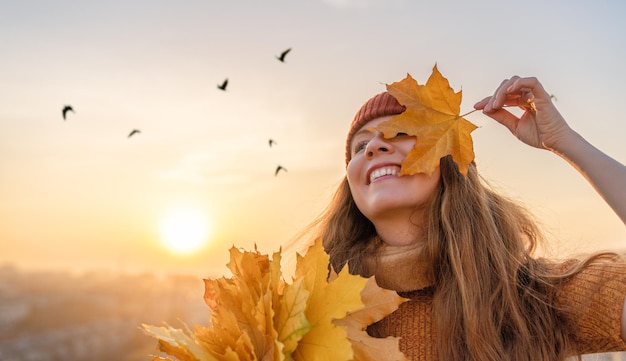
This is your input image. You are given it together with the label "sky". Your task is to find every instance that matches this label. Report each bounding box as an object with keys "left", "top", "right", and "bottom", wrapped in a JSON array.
[{"left": 1, "top": 0, "right": 625, "bottom": 278}]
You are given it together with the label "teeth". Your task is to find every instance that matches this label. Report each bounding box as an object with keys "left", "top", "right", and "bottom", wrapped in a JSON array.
[{"left": 370, "top": 167, "right": 399, "bottom": 183}]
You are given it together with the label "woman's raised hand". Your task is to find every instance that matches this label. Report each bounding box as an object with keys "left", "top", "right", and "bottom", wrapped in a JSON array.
[
  {"left": 476, "top": 75, "right": 626, "bottom": 225},
  {"left": 473, "top": 76, "right": 573, "bottom": 152}
]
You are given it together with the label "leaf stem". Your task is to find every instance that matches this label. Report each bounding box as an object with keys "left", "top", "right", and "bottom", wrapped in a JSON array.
[
  {"left": 460, "top": 105, "right": 523, "bottom": 118},
  {"left": 459, "top": 109, "right": 479, "bottom": 118}
]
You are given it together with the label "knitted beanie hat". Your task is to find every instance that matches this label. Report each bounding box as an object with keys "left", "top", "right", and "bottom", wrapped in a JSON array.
[{"left": 345, "top": 92, "right": 406, "bottom": 165}]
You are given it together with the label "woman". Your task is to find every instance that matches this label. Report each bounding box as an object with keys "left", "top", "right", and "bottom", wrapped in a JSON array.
[{"left": 316, "top": 75, "right": 626, "bottom": 360}]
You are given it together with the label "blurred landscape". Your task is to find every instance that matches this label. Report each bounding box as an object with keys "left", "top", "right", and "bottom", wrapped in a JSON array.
[
  {"left": 2, "top": 263, "right": 626, "bottom": 361},
  {"left": 0, "top": 264, "right": 207, "bottom": 361}
]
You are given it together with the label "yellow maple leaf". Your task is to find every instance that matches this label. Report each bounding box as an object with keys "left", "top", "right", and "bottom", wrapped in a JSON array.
[
  {"left": 334, "top": 277, "right": 409, "bottom": 360},
  {"left": 275, "top": 277, "right": 310, "bottom": 355},
  {"left": 292, "top": 240, "right": 366, "bottom": 360},
  {"left": 376, "top": 64, "right": 478, "bottom": 176}
]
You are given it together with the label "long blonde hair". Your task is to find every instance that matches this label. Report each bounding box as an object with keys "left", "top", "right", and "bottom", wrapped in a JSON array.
[{"left": 317, "top": 156, "right": 613, "bottom": 360}]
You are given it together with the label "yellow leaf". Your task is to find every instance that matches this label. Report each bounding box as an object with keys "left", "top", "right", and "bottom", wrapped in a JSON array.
[
  {"left": 206, "top": 247, "right": 277, "bottom": 359},
  {"left": 294, "top": 320, "right": 351, "bottom": 360},
  {"left": 141, "top": 323, "right": 219, "bottom": 361},
  {"left": 334, "top": 277, "right": 409, "bottom": 360},
  {"left": 293, "top": 239, "right": 368, "bottom": 361},
  {"left": 376, "top": 64, "right": 478, "bottom": 176},
  {"left": 275, "top": 277, "right": 312, "bottom": 356}
]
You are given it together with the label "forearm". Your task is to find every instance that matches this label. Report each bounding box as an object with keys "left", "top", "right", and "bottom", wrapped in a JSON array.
[{"left": 551, "top": 130, "right": 626, "bottom": 225}]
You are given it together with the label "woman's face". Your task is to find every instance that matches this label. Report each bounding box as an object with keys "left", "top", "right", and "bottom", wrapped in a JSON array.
[{"left": 347, "top": 116, "right": 441, "bottom": 225}]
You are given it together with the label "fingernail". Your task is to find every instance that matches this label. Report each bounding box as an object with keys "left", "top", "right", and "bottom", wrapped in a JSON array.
[{"left": 506, "top": 85, "right": 514, "bottom": 92}]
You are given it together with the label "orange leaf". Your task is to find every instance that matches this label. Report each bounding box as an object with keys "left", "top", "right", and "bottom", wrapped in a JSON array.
[{"left": 376, "top": 64, "right": 478, "bottom": 176}]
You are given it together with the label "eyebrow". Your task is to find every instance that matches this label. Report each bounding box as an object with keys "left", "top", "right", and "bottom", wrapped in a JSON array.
[{"left": 351, "top": 127, "right": 376, "bottom": 141}]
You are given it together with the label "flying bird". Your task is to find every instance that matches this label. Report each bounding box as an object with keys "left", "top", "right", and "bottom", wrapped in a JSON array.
[
  {"left": 275, "top": 165, "right": 287, "bottom": 176},
  {"left": 269, "top": 139, "right": 277, "bottom": 147},
  {"left": 276, "top": 48, "right": 291, "bottom": 63},
  {"left": 62, "top": 105, "right": 74, "bottom": 120},
  {"left": 128, "top": 129, "right": 141, "bottom": 138},
  {"left": 217, "top": 78, "right": 228, "bottom": 91}
]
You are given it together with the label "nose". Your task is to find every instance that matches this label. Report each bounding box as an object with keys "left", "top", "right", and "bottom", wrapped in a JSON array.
[{"left": 365, "top": 134, "right": 393, "bottom": 159}]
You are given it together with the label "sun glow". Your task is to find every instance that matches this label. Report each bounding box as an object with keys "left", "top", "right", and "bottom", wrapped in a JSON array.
[{"left": 159, "top": 207, "right": 211, "bottom": 254}]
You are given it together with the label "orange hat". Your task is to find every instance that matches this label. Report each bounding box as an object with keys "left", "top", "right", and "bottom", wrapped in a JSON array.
[{"left": 345, "top": 92, "right": 406, "bottom": 165}]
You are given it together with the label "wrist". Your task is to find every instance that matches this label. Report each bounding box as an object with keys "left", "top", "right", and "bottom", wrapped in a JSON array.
[{"left": 543, "top": 126, "right": 582, "bottom": 155}]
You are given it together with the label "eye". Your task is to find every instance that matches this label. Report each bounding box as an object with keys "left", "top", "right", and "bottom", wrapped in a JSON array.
[
  {"left": 353, "top": 140, "right": 368, "bottom": 154},
  {"left": 395, "top": 132, "right": 409, "bottom": 137}
]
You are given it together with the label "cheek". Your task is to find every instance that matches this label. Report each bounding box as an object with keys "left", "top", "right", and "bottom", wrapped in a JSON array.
[
  {"left": 346, "top": 159, "right": 361, "bottom": 185},
  {"left": 346, "top": 162, "right": 366, "bottom": 206},
  {"left": 421, "top": 171, "right": 441, "bottom": 198},
  {"left": 404, "top": 170, "right": 441, "bottom": 201},
  {"left": 398, "top": 137, "right": 417, "bottom": 153}
]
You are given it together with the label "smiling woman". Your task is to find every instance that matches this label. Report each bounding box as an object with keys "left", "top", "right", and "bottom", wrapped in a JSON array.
[{"left": 158, "top": 206, "right": 212, "bottom": 254}]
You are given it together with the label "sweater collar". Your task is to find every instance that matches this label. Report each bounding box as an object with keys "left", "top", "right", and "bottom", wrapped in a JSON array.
[{"left": 363, "top": 240, "right": 434, "bottom": 292}]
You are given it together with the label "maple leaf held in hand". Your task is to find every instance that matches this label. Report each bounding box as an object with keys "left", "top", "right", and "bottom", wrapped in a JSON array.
[{"left": 376, "top": 64, "right": 478, "bottom": 177}]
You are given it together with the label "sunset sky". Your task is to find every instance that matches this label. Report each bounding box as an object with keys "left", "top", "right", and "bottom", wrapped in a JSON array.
[{"left": 1, "top": 0, "right": 625, "bottom": 278}]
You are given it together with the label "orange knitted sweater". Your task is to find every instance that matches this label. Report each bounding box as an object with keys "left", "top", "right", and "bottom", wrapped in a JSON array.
[{"left": 366, "top": 258, "right": 626, "bottom": 360}]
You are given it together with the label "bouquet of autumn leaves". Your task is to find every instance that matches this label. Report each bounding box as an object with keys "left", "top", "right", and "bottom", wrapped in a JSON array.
[{"left": 142, "top": 239, "right": 409, "bottom": 361}]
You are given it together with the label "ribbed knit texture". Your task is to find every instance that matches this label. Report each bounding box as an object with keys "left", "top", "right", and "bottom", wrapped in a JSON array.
[
  {"left": 345, "top": 92, "right": 406, "bottom": 165},
  {"left": 556, "top": 260, "right": 626, "bottom": 353},
  {"left": 366, "top": 259, "right": 626, "bottom": 360}
]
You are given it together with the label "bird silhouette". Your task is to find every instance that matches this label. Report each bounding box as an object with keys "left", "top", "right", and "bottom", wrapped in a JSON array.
[
  {"left": 128, "top": 129, "right": 141, "bottom": 138},
  {"left": 62, "top": 105, "right": 74, "bottom": 120},
  {"left": 276, "top": 48, "right": 291, "bottom": 63},
  {"left": 269, "top": 139, "right": 277, "bottom": 147},
  {"left": 275, "top": 165, "right": 287, "bottom": 176},
  {"left": 217, "top": 78, "right": 228, "bottom": 91}
]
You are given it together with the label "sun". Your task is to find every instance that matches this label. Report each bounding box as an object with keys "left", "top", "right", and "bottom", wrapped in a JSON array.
[{"left": 159, "top": 207, "right": 212, "bottom": 254}]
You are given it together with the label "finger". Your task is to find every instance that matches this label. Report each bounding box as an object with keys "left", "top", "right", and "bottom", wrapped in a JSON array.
[
  {"left": 490, "top": 76, "right": 521, "bottom": 110},
  {"left": 485, "top": 93, "right": 523, "bottom": 113},
  {"left": 473, "top": 96, "right": 491, "bottom": 110},
  {"left": 518, "top": 88, "right": 537, "bottom": 112},
  {"left": 482, "top": 108, "right": 519, "bottom": 135},
  {"left": 505, "top": 77, "right": 550, "bottom": 101}
]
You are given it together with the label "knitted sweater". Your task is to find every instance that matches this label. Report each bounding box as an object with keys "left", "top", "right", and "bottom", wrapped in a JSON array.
[{"left": 366, "top": 258, "right": 626, "bottom": 360}]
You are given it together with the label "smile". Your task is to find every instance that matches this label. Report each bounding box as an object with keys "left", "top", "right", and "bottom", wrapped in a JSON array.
[{"left": 369, "top": 166, "right": 400, "bottom": 183}]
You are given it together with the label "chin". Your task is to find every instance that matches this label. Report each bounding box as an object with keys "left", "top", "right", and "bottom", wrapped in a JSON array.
[{"left": 363, "top": 201, "right": 419, "bottom": 220}]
